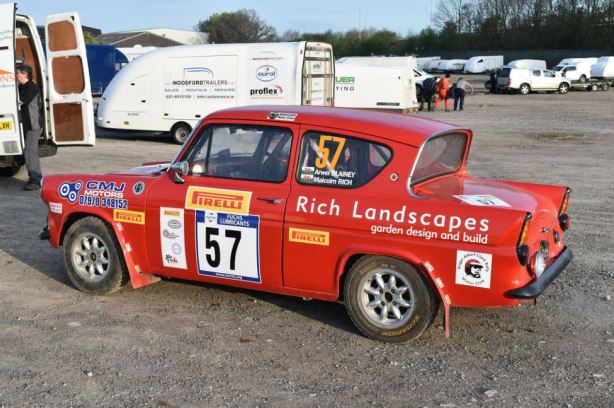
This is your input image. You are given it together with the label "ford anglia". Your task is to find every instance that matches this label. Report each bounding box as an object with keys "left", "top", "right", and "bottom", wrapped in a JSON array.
[{"left": 39, "top": 106, "right": 573, "bottom": 342}]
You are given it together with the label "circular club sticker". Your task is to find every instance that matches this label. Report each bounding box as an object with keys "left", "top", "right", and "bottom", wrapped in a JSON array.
[{"left": 455, "top": 250, "right": 492, "bottom": 289}]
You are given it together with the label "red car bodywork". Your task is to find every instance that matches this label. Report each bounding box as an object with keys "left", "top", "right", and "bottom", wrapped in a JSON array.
[{"left": 40, "top": 106, "right": 572, "bottom": 337}]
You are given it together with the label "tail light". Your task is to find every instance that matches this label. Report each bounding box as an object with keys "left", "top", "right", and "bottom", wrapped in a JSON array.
[
  {"left": 558, "top": 188, "right": 571, "bottom": 231},
  {"left": 507, "top": 78, "right": 511, "bottom": 85},
  {"left": 516, "top": 212, "right": 532, "bottom": 266}
]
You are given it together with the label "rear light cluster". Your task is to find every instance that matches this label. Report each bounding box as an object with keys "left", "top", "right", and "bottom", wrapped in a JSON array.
[
  {"left": 516, "top": 213, "right": 532, "bottom": 266},
  {"left": 558, "top": 188, "right": 571, "bottom": 231}
]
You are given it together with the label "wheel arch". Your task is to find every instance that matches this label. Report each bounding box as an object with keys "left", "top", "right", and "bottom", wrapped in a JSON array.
[
  {"left": 334, "top": 247, "right": 440, "bottom": 303},
  {"left": 60, "top": 210, "right": 159, "bottom": 289}
]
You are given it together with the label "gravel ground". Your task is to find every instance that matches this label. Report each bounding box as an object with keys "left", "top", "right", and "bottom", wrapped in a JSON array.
[{"left": 1, "top": 80, "right": 613, "bottom": 407}]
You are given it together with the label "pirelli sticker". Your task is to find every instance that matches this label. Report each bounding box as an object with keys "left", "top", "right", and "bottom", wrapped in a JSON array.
[
  {"left": 185, "top": 186, "right": 251, "bottom": 214},
  {"left": 113, "top": 209, "right": 145, "bottom": 225},
  {"left": 288, "top": 227, "right": 330, "bottom": 246}
]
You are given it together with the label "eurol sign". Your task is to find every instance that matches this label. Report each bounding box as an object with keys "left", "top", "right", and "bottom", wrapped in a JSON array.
[{"left": 256, "top": 65, "right": 277, "bottom": 82}]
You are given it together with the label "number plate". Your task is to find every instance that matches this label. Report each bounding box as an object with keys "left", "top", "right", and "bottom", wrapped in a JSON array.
[
  {"left": 196, "top": 210, "right": 261, "bottom": 283},
  {"left": 0, "top": 120, "right": 12, "bottom": 131}
]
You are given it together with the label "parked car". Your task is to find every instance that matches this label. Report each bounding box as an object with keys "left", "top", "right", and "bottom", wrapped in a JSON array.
[
  {"left": 497, "top": 68, "right": 571, "bottom": 94},
  {"left": 39, "top": 106, "right": 573, "bottom": 343}
]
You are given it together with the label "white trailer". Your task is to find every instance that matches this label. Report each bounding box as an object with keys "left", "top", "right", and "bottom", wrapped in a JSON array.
[
  {"left": 96, "top": 41, "right": 334, "bottom": 143},
  {"left": 590, "top": 56, "right": 614, "bottom": 80},
  {"left": 0, "top": 2, "right": 95, "bottom": 176},
  {"left": 506, "top": 59, "right": 547, "bottom": 70},
  {"left": 463, "top": 55, "right": 504, "bottom": 73},
  {"left": 334, "top": 64, "right": 418, "bottom": 112},
  {"left": 416, "top": 56, "right": 440, "bottom": 69},
  {"left": 436, "top": 59, "right": 467, "bottom": 72},
  {"left": 556, "top": 57, "right": 598, "bottom": 67}
]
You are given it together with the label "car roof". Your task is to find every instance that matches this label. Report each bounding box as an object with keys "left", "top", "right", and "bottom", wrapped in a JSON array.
[{"left": 206, "top": 105, "right": 466, "bottom": 148}]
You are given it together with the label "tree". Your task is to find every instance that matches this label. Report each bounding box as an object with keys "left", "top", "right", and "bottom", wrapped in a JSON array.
[
  {"left": 83, "top": 32, "right": 98, "bottom": 44},
  {"left": 435, "top": 0, "right": 473, "bottom": 33},
  {"left": 196, "top": 9, "right": 277, "bottom": 43}
]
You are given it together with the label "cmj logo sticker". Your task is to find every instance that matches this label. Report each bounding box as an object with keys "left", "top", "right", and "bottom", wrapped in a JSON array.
[{"left": 455, "top": 250, "right": 492, "bottom": 289}]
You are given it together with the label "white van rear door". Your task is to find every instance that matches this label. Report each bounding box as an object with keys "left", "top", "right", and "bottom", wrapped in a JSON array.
[
  {"left": 46, "top": 12, "right": 95, "bottom": 145},
  {"left": 0, "top": 3, "right": 22, "bottom": 156}
]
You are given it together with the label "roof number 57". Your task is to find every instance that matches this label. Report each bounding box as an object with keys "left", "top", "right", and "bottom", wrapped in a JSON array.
[{"left": 315, "top": 135, "right": 346, "bottom": 170}]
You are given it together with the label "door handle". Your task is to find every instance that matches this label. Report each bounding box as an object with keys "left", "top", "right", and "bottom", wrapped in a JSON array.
[{"left": 258, "top": 197, "right": 284, "bottom": 204}]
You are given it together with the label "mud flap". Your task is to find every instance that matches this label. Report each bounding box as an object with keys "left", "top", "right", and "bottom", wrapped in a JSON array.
[
  {"left": 113, "top": 222, "right": 160, "bottom": 289},
  {"left": 422, "top": 261, "right": 452, "bottom": 338}
]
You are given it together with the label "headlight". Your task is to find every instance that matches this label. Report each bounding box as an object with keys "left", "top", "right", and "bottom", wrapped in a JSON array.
[{"left": 533, "top": 251, "right": 546, "bottom": 279}]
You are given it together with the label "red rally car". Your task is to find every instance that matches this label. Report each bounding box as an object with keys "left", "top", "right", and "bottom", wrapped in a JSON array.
[{"left": 39, "top": 106, "right": 573, "bottom": 343}]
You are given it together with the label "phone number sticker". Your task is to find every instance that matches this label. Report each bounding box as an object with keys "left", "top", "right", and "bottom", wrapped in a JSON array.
[{"left": 195, "top": 210, "right": 261, "bottom": 283}]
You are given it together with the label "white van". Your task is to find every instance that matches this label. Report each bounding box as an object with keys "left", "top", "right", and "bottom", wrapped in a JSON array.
[
  {"left": 497, "top": 67, "right": 571, "bottom": 95},
  {"left": 96, "top": 42, "right": 334, "bottom": 143},
  {"left": 553, "top": 59, "right": 597, "bottom": 82},
  {"left": 0, "top": 2, "right": 94, "bottom": 176},
  {"left": 506, "top": 60, "right": 547, "bottom": 70},
  {"left": 334, "top": 64, "right": 417, "bottom": 111},
  {"left": 590, "top": 56, "right": 614, "bottom": 80},
  {"left": 463, "top": 56, "right": 504, "bottom": 73}
]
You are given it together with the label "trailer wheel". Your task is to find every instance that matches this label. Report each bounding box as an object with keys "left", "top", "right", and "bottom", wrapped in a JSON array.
[
  {"left": 0, "top": 163, "right": 23, "bottom": 177},
  {"left": 344, "top": 256, "right": 438, "bottom": 343},
  {"left": 63, "top": 216, "right": 129, "bottom": 295},
  {"left": 579, "top": 75, "right": 587, "bottom": 83},
  {"left": 558, "top": 83, "right": 570, "bottom": 94},
  {"left": 170, "top": 122, "right": 192, "bottom": 145},
  {"left": 588, "top": 84, "right": 598, "bottom": 92},
  {"left": 601, "top": 82, "right": 609, "bottom": 91},
  {"left": 519, "top": 83, "right": 530, "bottom": 95}
]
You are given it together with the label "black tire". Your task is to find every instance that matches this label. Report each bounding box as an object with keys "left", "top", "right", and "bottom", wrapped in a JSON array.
[
  {"left": 519, "top": 83, "right": 530, "bottom": 95},
  {"left": 558, "top": 82, "right": 570, "bottom": 94},
  {"left": 589, "top": 84, "right": 598, "bottom": 92},
  {"left": 415, "top": 84, "right": 422, "bottom": 98},
  {"left": 170, "top": 122, "right": 192, "bottom": 145},
  {"left": 344, "top": 256, "right": 438, "bottom": 343},
  {"left": 601, "top": 82, "right": 609, "bottom": 91},
  {"left": 484, "top": 80, "right": 491, "bottom": 89},
  {"left": 0, "top": 163, "right": 22, "bottom": 177},
  {"left": 579, "top": 75, "right": 587, "bottom": 83},
  {"left": 63, "top": 216, "right": 129, "bottom": 295}
]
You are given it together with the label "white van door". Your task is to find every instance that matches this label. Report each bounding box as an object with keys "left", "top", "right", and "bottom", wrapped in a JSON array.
[
  {"left": 45, "top": 12, "right": 95, "bottom": 145},
  {"left": 0, "top": 3, "right": 22, "bottom": 156},
  {"left": 302, "top": 43, "right": 333, "bottom": 106}
]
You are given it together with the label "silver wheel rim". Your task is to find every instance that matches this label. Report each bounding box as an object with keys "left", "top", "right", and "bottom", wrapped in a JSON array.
[
  {"left": 521, "top": 85, "right": 529, "bottom": 94},
  {"left": 70, "top": 232, "right": 111, "bottom": 283},
  {"left": 560, "top": 85, "right": 568, "bottom": 93},
  {"left": 358, "top": 268, "right": 415, "bottom": 329},
  {"left": 175, "top": 127, "right": 189, "bottom": 143}
]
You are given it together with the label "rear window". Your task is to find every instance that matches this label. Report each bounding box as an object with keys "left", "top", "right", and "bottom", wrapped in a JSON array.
[
  {"left": 499, "top": 68, "right": 511, "bottom": 77},
  {"left": 410, "top": 132, "right": 468, "bottom": 186}
]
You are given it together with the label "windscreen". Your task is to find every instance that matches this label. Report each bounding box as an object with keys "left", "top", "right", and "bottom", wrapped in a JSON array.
[
  {"left": 499, "top": 68, "right": 511, "bottom": 77},
  {"left": 410, "top": 132, "right": 468, "bottom": 186}
]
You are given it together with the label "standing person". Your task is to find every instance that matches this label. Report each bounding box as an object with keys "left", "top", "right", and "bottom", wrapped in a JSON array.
[
  {"left": 454, "top": 77, "right": 473, "bottom": 111},
  {"left": 419, "top": 76, "right": 437, "bottom": 112},
  {"left": 17, "top": 64, "right": 43, "bottom": 190},
  {"left": 489, "top": 70, "right": 497, "bottom": 93},
  {"left": 433, "top": 73, "right": 451, "bottom": 111}
]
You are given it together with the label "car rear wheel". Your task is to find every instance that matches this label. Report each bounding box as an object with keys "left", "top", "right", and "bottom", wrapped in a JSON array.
[
  {"left": 558, "top": 83, "right": 570, "bottom": 94},
  {"left": 519, "top": 83, "right": 530, "bottom": 95},
  {"left": 64, "top": 216, "right": 129, "bottom": 295},
  {"left": 170, "top": 122, "right": 192, "bottom": 145},
  {"left": 0, "top": 163, "right": 22, "bottom": 177},
  {"left": 344, "top": 256, "right": 438, "bottom": 343}
]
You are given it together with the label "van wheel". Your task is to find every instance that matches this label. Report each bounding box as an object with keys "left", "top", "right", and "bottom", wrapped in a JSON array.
[
  {"left": 63, "top": 216, "right": 129, "bottom": 295},
  {"left": 344, "top": 256, "right": 438, "bottom": 343},
  {"left": 170, "top": 123, "right": 192, "bottom": 145},
  {"left": 415, "top": 84, "right": 422, "bottom": 97},
  {"left": 579, "top": 75, "right": 587, "bottom": 83},
  {"left": 0, "top": 163, "right": 23, "bottom": 177},
  {"left": 558, "top": 83, "right": 570, "bottom": 94},
  {"left": 519, "top": 83, "right": 530, "bottom": 95}
]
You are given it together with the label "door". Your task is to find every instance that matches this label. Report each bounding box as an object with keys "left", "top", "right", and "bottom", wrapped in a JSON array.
[
  {"left": 145, "top": 121, "right": 297, "bottom": 289},
  {"left": 0, "top": 3, "right": 21, "bottom": 156},
  {"left": 530, "top": 69, "right": 544, "bottom": 89},
  {"left": 541, "top": 70, "right": 559, "bottom": 89},
  {"left": 46, "top": 12, "right": 95, "bottom": 145},
  {"left": 302, "top": 42, "right": 334, "bottom": 106}
]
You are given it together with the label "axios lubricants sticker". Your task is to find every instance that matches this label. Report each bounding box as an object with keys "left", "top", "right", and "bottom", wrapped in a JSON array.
[
  {"left": 195, "top": 210, "right": 261, "bottom": 283},
  {"left": 185, "top": 186, "right": 251, "bottom": 214},
  {"left": 295, "top": 195, "right": 491, "bottom": 244},
  {"left": 160, "top": 207, "right": 187, "bottom": 269},
  {"left": 288, "top": 228, "right": 330, "bottom": 246},
  {"left": 113, "top": 209, "right": 145, "bottom": 225},
  {"left": 455, "top": 251, "right": 492, "bottom": 289}
]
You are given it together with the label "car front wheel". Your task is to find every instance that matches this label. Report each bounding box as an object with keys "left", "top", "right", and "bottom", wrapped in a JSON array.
[
  {"left": 519, "top": 83, "right": 530, "bottom": 95},
  {"left": 344, "top": 256, "right": 438, "bottom": 342},
  {"left": 558, "top": 83, "right": 570, "bottom": 94},
  {"left": 63, "top": 217, "right": 129, "bottom": 295}
]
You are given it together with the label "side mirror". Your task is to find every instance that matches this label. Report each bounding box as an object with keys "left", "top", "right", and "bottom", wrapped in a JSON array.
[{"left": 171, "top": 161, "right": 189, "bottom": 184}]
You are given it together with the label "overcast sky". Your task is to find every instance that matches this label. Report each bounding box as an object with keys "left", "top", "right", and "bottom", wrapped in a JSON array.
[{"left": 14, "top": 0, "right": 436, "bottom": 36}]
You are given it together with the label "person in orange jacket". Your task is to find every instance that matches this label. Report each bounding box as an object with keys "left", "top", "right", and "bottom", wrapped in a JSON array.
[{"left": 433, "top": 73, "right": 451, "bottom": 111}]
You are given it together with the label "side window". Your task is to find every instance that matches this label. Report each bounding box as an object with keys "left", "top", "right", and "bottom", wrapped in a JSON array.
[
  {"left": 532, "top": 70, "right": 542, "bottom": 77},
  {"left": 296, "top": 131, "right": 392, "bottom": 188},
  {"left": 543, "top": 70, "right": 555, "bottom": 78},
  {"left": 182, "top": 124, "right": 292, "bottom": 183}
]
